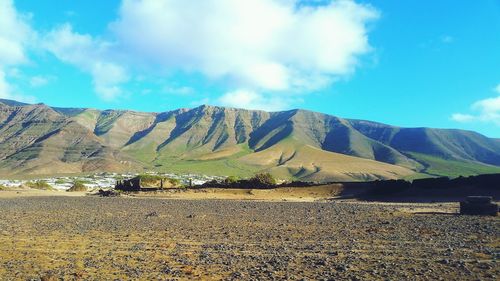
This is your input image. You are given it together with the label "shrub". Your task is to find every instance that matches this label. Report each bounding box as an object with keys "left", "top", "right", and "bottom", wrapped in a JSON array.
[
  {"left": 137, "top": 174, "right": 164, "bottom": 182},
  {"left": 134, "top": 174, "right": 181, "bottom": 188},
  {"left": 249, "top": 173, "right": 277, "bottom": 186},
  {"left": 67, "top": 181, "right": 88, "bottom": 192},
  {"left": 26, "top": 180, "right": 54, "bottom": 190},
  {"left": 224, "top": 176, "right": 239, "bottom": 184},
  {"left": 167, "top": 178, "right": 181, "bottom": 186},
  {"left": 136, "top": 174, "right": 159, "bottom": 186},
  {"left": 54, "top": 179, "right": 66, "bottom": 185}
]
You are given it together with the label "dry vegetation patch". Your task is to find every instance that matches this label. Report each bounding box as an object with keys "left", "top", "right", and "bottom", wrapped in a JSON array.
[
  {"left": 67, "top": 181, "right": 88, "bottom": 192},
  {"left": 25, "top": 180, "right": 54, "bottom": 190}
]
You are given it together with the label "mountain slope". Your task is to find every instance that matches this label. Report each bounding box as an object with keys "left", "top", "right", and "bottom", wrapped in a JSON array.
[
  {"left": 348, "top": 119, "right": 500, "bottom": 175},
  {"left": 0, "top": 103, "right": 137, "bottom": 175},
  {"left": 240, "top": 139, "right": 414, "bottom": 181},
  {"left": 0, "top": 99, "right": 499, "bottom": 180}
]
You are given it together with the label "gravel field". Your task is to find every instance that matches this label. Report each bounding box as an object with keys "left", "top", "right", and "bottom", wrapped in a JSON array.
[{"left": 0, "top": 197, "right": 498, "bottom": 280}]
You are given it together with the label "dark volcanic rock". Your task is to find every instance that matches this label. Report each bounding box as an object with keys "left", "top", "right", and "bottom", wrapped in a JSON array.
[{"left": 0, "top": 197, "right": 497, "bottom": 280}]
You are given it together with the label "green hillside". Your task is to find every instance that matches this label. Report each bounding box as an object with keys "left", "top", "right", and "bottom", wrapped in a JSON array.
[
  {"left": 408, "top": 153, "right": 500, "bottom": 178},
  {"left": 0, "top": 99, "right": 499, "bottom": 181}
]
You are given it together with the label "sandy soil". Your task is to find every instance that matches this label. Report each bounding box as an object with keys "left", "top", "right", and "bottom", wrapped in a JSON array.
[
  {"left": 0, "top": 189, "right": 87, "bottom": 198},
  {"left": 0, "top": 184, "right": 356, "bottom": 202},
  {"left": 0, "top": 194, "right": 498, "bottom": 280},
  {"left": 131, "top": 185, "right": 352, "bottom": 202}
]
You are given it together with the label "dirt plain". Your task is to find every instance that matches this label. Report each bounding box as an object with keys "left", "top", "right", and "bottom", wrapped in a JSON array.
[{"left": 0, "top": 189, "right": 498, "bottom": 280}]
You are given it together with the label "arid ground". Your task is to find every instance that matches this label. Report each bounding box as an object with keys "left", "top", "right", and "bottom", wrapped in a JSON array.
[{"left": 0, "top": 190, "right": 498, "bottom": 280}]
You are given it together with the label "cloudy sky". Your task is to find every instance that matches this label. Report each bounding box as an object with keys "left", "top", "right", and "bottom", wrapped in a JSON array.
[{"left": 1, "top": 0, "right": 499, "bottom": 137}]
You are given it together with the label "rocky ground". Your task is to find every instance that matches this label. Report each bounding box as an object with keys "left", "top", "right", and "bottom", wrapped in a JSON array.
[{"left": 0, "top": 197, "right": 498, "bottom": 280}]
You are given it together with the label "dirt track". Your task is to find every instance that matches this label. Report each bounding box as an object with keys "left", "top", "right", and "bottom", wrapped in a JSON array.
[{"left": 0, "top": 196, "right": 498, "bottom": 280}]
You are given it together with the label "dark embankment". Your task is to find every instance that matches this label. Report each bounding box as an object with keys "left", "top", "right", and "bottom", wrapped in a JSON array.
[
  {"left": 194, "top": 173, "right": 499, "bottom": 203},
  {"left": 358, "top": 173, "right": 500, "bottom": 202},
  {"left": 197, "top": 174, "right": 500, "bottom": 202}
]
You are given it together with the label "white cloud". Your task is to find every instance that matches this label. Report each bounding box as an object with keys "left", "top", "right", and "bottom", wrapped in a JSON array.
[
  {"left": 451, "top": 113, "right": 475, "bottom": 123},
  {"left": 471, "top": 96, "right": 500, "bottom": 124},
  {"left": 111, "top": 0, "right": 379, "bottom": 107},
  {"left": 0, "top": 70, "right": 10, "bottom": 97},
  {"left": 29, "top": 75, "right": 52, "bottom": 88},
  {"left": 43, "top": 24, "right": 128, "bottom": 100},
  {"left": 0, "top": 70, "right": 35, "bottom": 103},
  {"left": 2, "top": 0, "right": 380, "bottom": 108},
  {"left": 219, "top": 89, "right": 296, "bottom": 111},
  {"left": 452, "top": 84, "right": 500, "bottom": 126},
  {"left": 91, "top": 62, "right": 128, "bottom": 100},
  {"left": 0, "top": 0, "right": 37, "bottom": 102},
  {"left": 0, "top": 0, "right": 34, "bottom": 66}
]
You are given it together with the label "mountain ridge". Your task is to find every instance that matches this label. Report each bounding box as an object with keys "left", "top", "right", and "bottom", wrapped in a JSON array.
[{"left": 1, "top": 99, "right": 499, "bottom": 181}]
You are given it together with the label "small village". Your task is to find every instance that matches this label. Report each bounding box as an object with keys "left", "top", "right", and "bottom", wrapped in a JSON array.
[{"left": 0, "top": 172, "right": 224, "bottom": 191}]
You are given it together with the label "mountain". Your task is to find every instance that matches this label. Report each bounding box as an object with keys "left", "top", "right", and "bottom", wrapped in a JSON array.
[
  {"left": 0, "top": 99, "right": 499, "bottom": 181},
  {"left": 0, "top": 102, "right": 136, "bottom": 175}
]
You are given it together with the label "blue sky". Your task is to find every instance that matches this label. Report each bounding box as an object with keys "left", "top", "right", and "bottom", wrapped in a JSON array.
[{"left": 1, "top": 0, "right": 499, "bottom": 137}]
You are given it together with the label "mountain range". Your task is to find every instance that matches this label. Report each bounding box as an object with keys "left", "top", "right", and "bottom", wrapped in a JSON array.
[{"left": 1, "top": 98, "right": 500, "bottom": 181}]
